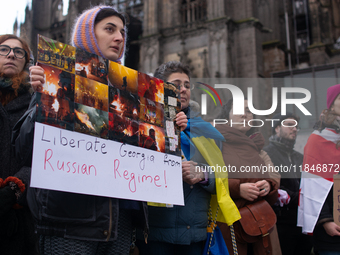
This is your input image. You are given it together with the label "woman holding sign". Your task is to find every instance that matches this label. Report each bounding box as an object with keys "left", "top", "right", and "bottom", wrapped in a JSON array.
[
  {"left": 15, "top": 5, "right": 187, "bottom": 255},
  {"left": 0, "top": 34, "right": 38, "bottom": 254},
  {"left": 298, "top": 84, "right": 340, "bottom": 255}
]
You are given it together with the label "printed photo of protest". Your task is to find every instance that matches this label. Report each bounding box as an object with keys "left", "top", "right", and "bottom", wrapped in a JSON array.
[
  {"left": 109, "top": 112, "right": 139, "bottom": 146},
  {"left": 139, "top": 122, "right": 165, "bottom": 152},
  {"left": 139, "top": 96, "right": 164, "bottom": 127},
  {"left": 164, "top": 82, "right": 181, "bottom": 120},
  {"left": 75, "top": 75, "right": 108, "bottom": 112},
  {"left": 138, "top": 72, "right": 164, "bottom": 104},
  {"left": 36, "top": 92, "right": 74, "bottom": 131},
  {"left": 108, "top": 61, "right": 138, "bottom": 95},
  {"left": 74, "top": 103, "right": 109, "bottom": 139},
  {"left": 109, "top": 86, "right": 139, "bottom": 120},
  {"left": 75, "top": 48, "right": 108, "bottom": 85},
  {"left": 37, "top": 34, "right": 76, "bottom": 73},
  {"left": 164, "top": 119, "right": 181, "bottom": 156},
  {"left": 38, "top": 63, "right": 75, "bottom": 102}
]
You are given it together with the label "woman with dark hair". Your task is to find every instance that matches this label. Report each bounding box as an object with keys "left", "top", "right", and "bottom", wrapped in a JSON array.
[
  {"left": 29, "top": 5, "right": 127, "bottom": 90},
  {"left": 215, "top": 98, "right": 278, "bottom": 255},
  {"left": 13, "top": 6, "right": 188, "bottom": 255},
  {"left": 298, "top": 84, "right": 340, "bottom": 255},
  {"left": 0, "top": 34, "right": 38, "bottom": 255}
]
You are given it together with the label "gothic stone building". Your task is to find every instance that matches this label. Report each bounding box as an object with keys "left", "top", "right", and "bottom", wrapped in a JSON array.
[{"left": 16, "top": 0, "right": 340, "bottom": 142}]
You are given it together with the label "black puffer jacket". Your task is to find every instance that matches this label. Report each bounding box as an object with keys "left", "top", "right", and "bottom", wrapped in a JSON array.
[
  {"left": 0, "top": 83, "right": 37, "bottom": 255},
  {"left": 263, "top": 141, "right": 303, "bottom": 226},
  {"left": 12, "top": 93, "right": 149, "bottom": 241}
]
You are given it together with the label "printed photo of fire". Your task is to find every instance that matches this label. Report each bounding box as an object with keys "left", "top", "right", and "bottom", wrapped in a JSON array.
[
  {"left": 37, "top": 35, "right": 76, "bottom": 73},
  {"left": 36, "top": 93, "right": 74, "bottom": 131},
  {"left": 139, "top": 97, "right": 164, "bottom": 127},
  {"left": 35, "top": 35, "right": 181, "bottom": 154},
  {"left": 108, "top": 61, "right": 138, "bottom": 95},
  {"left": 75, "top": 75, "right": 108, "bottom": 112},
  {"left": 109, "top": 86, "right": 139, "bottom": 120},
  {"left": 38, "top": 63, "right": 75, "bottom": 102},
  {"left": 75, "top": 48, "right": 108, "bottom": 85},
  {"left": 139, "top": 122, "right": 165, "bottom": 152},
  {"left": 74, "top": 103, "right": 109, "bottom": 139},
  {"left": 109, "top": 112, "right": 139, "bottom": 146},
  {"left": 138, "top": 72, "right": 164, "bottom": 104}
]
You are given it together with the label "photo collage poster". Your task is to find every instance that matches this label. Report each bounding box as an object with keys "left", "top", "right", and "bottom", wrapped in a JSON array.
[{"left": 36, "top": 35, "right": 181, "bottom": 155}]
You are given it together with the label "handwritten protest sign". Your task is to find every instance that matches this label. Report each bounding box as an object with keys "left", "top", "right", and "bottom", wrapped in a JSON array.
[
  {"left": 31, "top": 123, "right": 184, "bottom": 205},
  {"left": 31, "top": 35, "right": 184, "bottom": 205}
]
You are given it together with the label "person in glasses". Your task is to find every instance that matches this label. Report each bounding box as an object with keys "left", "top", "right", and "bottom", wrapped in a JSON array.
[
  {"left": 263, "top": 113, "right": 312, "bottom": 255},
  {"left": 0, "top": 34, "right": 38, "bottom": 255},
  {"left": 136, "top": 61, "right": 224, "bottom": 255}
]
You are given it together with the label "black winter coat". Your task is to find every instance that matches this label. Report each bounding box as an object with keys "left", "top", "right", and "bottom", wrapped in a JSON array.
[
  {"left": 12, "top": 93, "right": 149, "bottom": 241},
  {"left": 0, "top": 84, "right": 38, "bottom": 255},
  {"left": 263, "top": 142, "right": 303, "bottom": 226},
  {"left": 313, "top": 187, "right": 340, "bottom": 252}
]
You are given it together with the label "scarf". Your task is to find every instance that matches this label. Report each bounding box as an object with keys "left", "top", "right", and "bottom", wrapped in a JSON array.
[
  {"left": 0, "top": 77, "right": 13, "bottom": 90},
  {"left": 269, "top": 134, "right": 296, "bottom": 152}
]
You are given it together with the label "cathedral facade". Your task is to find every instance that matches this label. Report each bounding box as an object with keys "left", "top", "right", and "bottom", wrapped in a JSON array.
[{"left": 16, "top": 0, "right": 340, "bottom": 140}]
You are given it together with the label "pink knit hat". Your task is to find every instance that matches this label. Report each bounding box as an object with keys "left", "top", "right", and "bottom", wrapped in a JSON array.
[
  {"left": 71, "top": 5, "right": 126, "bottom": 64},
  {"left": 327, "top": 84, "right": 340, "bottom": 109}
]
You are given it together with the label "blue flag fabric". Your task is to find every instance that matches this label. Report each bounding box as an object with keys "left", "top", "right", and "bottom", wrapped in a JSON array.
[{"left": 180, "top": 117, "right": 225, "bottom": 160}]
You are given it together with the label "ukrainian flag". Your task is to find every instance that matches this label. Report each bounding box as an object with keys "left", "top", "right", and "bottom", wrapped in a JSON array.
[{"left": 181, "top": 117, "right": 240, "bottom": 226}]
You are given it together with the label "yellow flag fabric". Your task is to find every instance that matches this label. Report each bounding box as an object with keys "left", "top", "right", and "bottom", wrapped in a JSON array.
[
  {"left": 192, "top": 136, "right": 240, "bottom": 225},
  {"left": 147, "top": 202, "right": 166, "bottom": 207}
]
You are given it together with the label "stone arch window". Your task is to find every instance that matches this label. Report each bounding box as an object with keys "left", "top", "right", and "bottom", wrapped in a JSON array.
[
  {"left": 106, "top": 0, "right": 144, "bottom": 21},
  {"left": 181, "top": 0, "right": 207, "bottom": 24},
  {"left": 51, "top": 0, "right": 64, "bottom": 23}
]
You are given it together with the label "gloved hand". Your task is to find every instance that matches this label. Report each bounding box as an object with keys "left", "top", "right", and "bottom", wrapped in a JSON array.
[
  {"left": 0, "top": 208, "right": 19, "bottom": 237},
  {"left": 0, "top": 186, "right": 16, "bottom": 217}
]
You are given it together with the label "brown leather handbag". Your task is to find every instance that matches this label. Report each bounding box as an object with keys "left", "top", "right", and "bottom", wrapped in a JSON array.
[{"left": 237, "top": 199, "right": 276, "bottom": 248}]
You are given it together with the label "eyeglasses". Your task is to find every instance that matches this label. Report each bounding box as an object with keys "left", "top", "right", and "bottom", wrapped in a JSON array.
[
  {"left": 0, "top": 45, "right": 26, "bottom": 59},
  {"left": 282, "top": 123, "right": 301, "bottom": 131},
  {"left": 168, "top": 80, "right": 194, "bottom": 90}
]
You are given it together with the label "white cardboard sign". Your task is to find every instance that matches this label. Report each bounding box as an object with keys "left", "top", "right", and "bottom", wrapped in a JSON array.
[{"left": 31, "top": 122, "right": 184, "bottom": 205}]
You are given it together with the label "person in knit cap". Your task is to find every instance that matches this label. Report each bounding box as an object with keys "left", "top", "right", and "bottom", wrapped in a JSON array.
[
  {"left": 29, "top": 5, "right": 126, "bottom": 90},
  {"left": 297, "top": 84, "right": 340, "bottom": 255},
  {"left": 13, "top": 6, "right": 151, "bottom": 255}
]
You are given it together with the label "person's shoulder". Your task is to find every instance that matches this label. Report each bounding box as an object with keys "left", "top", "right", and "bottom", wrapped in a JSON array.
[
  {"left": 292, "top": 149, "right": 303, "bottom": 158},
  {"left": 263, "top": 142, "right": 276, "bottom": 153}
]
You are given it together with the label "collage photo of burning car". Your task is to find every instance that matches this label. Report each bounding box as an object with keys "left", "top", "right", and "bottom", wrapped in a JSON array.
[{"left": 35, "top": 35, "right": 181, "bottom": 155}]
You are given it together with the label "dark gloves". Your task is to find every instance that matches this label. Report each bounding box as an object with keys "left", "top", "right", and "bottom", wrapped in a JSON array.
[
  {"left": 0, "top": 186, "right": 16, "bottom": 217},
  {"left": 0, "top": 208, "right": 19, "bottom": 237}
]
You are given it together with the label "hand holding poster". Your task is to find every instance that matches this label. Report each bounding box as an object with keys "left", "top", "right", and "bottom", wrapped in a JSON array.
[{"left": 31, "top": 35, "right": 184, "bottom": 205}]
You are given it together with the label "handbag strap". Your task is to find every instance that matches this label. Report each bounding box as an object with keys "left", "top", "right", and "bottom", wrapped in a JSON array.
[
  {"left": 230, "top": 224, "right": 238, "bottom": 255},
  {"left": 207, "top": 204, "right": 219, "bottom": 255},
  {"left": 207, "top": 205, "right": 239, "bottom": 255}
]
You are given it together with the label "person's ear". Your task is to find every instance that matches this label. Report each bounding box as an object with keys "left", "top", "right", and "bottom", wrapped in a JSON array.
[{"left": 275, "top": 125, "right": 281, "bottom": 135}]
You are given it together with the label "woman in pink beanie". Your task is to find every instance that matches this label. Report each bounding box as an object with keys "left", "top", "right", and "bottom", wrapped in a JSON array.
[
  {"left": 14, "top": 6, "right": 150, "bottom": 255},
  {"left": 298, "top": 83, "right": 340, "bottom": 255},
  {"left": 30, "top": 5, "right": 127, "bottom": 90}
]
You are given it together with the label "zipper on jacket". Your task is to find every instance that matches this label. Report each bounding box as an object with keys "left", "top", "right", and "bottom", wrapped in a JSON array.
[
  {"left": 287, "top": 153, "right": 292, "bottom": 164},
  {"left": 106, "top": 198, "right": 113, "bottom": 241},
  {"left": 144, "top": 230, "right": 148, "bottom": 244}
]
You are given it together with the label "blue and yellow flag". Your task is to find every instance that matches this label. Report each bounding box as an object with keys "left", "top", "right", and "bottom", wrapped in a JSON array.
[{"left": 182, "top": 117, "right": 240, "bottom": 225}]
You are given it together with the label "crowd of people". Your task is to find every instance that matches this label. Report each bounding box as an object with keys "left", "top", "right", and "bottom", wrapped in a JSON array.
[{"left": 1, "top": 4, "right": 340, "bottom": 255}]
